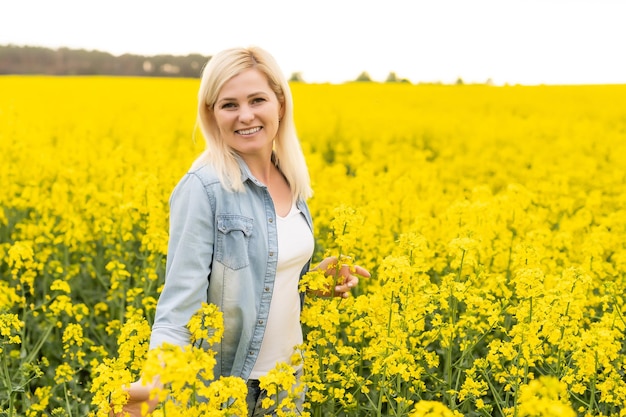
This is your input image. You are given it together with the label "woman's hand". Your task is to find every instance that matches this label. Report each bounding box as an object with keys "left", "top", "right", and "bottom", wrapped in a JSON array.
[
  {"left": 109, "top": 379, "right": 160, "bottom": 417},
  {"left": 313, "top": 256, "right": 371, "bottom": 298}
]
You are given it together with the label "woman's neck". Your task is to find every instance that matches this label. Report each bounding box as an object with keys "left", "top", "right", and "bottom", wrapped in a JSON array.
[{"left": 240, "top": 151, "right": 275, "bottom": 185}]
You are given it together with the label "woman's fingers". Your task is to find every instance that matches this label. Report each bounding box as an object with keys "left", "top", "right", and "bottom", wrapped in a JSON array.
[
  {"left": 333, "top": 264, "right": 371, "bottom": 298},
  {"left": 109, "top": 380, "right": 160, "bottom": 417},
  {"left": 353, "top": 264, "right": 371, "bottom": 278},
  {"left": 314, "top": 256, "right": 372, "bottom": 298}
]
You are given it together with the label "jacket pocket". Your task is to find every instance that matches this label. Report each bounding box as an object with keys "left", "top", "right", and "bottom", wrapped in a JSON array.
[{"left": 215, "top": 214, "right": 254, "bottom": 270}]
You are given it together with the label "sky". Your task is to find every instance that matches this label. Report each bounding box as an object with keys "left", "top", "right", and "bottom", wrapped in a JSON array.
[{"left": 1, "top": 0, "right": 625, "bottom": 85}]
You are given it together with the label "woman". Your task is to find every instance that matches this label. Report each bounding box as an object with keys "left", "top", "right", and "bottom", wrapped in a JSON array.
[{"left": 114, "top": 46, "right": 370, "bottom": 416}]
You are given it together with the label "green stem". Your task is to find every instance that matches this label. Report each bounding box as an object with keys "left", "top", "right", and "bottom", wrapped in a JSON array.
[
  {"left": 505, "top": 228, "right": 515, "bottom": 284},
  {"left": 446, "top": 250, "right": 464, "bottom": 409},
  {"left": 556, "top": 300, "right": 571, "bottom": 376},
  {"left": 588, "top": 351, "right": 598, "bottom": 414},
  {"left": 63, "top": 383, "right": 73, "bottom": 417},
  {"left": 375, "top": 291, "right": 395, "bottom": 417},
  {"left": 332, "top": 248, "right": 344, "bottom": 298},
  {"left": 453, "top": 302, "right": 509, "bottom": 369},
  {"left": 23, "top": 322, "right": 55, "bottom": 365},
  {"left": 480, "top": 368, "right": 505, "bottom": 417},
  {"left": 1, "top": 350, "right": 15, "bottom": 417}
]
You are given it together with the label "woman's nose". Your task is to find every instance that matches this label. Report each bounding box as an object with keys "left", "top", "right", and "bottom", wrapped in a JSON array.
[{"left": 238, "top": 106, "right": 254, "bottom": 123}]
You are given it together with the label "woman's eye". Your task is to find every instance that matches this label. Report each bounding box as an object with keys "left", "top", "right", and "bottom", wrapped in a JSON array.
[
  {"left": 251, "top": 97, "right": 266, "bottom": 104},
  {"left": 221, "top": 102, "right": 236, "bottom": 109}
]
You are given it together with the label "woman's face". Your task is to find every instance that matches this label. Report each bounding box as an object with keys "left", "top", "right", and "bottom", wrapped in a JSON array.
[{"left": 213, "top": 68, "right": 283, "bottom": 159}]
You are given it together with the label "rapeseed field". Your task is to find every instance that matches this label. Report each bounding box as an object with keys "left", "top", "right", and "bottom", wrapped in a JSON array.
[{"left": 1, "top": 76, "right": 625, "bottom": 416}]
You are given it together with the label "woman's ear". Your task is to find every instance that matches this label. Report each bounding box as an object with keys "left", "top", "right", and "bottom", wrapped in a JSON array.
[{"left": 279, "top": 102, "right": 285, "bottom": 121}]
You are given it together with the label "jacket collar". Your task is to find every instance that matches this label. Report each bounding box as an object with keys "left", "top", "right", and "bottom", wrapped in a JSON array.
[{"left": 235, "top": 152, "right": 281, "bottom": 190}]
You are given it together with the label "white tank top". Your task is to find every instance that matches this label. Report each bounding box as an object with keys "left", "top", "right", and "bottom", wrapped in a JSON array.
[{"left": 249, "top": 202, "right": 314, "bottom": 379}]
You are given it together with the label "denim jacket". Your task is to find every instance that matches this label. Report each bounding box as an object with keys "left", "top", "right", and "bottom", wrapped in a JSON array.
[{"left": 149, "top": 158, "right": 313, "bottom": 381}]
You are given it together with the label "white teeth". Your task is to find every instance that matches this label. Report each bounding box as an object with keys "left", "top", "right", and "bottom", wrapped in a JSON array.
[{"left": 237, "top": 127, "right": 261, "bottom": 135}]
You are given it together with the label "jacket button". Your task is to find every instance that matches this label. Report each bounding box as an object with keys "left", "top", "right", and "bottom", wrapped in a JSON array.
[
  {"left": 264, "top": 287, "right": 270, "bottom": 292},
  {"left": 269, "top": 251, "right": 274, "bottom": 256},
  {"left": 268, "top": 218, "right": 273, "bottom": 223},
  {"left": 258, "top": 320, "right": 264, "bottom": 325}
]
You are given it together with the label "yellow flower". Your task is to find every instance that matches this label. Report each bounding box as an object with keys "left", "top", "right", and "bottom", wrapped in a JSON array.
[
  {"left": 409, "top": 400, "right": 463, "bottom": 417},
  {"left": 200, "top": 375, "right": 248, "bottom": 415},
  {"left": 259, "top": 362, "right": 304, "bottom": 416},
  {"left": 187, "top": 302, "right": 224, "bottom": 346},
  {"left": 48, "top": 295, "right": 74, "bottom": 321},
  {"left": 26, "top": 386, "right": 52, "bottom": 417},
  {"left": 62, "top": 323, "right": 84, "bottom": 348},
  {"left": 517, "top": 376, "right": 576, "bottom": 417},
  {"left": 4, "top": 75, "right": 626, "bottom": 416},
  {"left": 7, "top": 240, "right": 34, "bottom": 270},
  {"left": 0, "top": 280, "right": 22, "bottom": 311},
  {"left": 50, "top": 279, "right": 71, "bottom": 294},
  {"left": 54, "top": 363, "right": 74, "bottom": 384},
  {"left": 0, "top": 313, "right": 23, "bottom": 345},
  {"left": 299, "top": 269, "right": 333, "bottom": 294},
  {"left": 458, "top": 368, "right": 488, "bottom": 401}
]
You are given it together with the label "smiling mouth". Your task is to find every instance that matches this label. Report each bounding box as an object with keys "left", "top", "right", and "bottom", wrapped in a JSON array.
[{"left": 236, "top": 127, "right": 262, "bottom": 135}]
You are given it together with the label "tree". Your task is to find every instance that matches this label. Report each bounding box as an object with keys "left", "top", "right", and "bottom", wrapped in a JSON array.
[
  {"left": 355, "top": 71, "right": 372, "bottom": 82},
  {"left": 0, "top": 44, "right": 211, "bottom": 77},
  {"left": 289, "top": 72, "right": 305, "bottom": 82},
  {"left": 386, "top": 71, "right": 398, "bottom": 82}
]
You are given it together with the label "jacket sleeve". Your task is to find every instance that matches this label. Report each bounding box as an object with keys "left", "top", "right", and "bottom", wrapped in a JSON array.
[{"left": 149, "top": 172, "right": 214, "bottom": 350}]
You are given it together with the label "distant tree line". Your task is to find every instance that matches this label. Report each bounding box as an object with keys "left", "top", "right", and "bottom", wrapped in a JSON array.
[
  {"left": 0, "top": 45, "right": 210, "bottom": 77},
  {"left": 1, "top": 44, "right": 477, "bottom": 84}
]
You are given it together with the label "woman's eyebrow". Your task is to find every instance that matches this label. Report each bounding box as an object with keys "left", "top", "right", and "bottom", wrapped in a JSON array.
[{"left": 218, "top": 91, "right": 268, "bottom": 102}]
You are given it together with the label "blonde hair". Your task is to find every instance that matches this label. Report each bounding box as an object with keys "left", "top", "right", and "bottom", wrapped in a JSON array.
[{"left": 193, "top": 46, "right": 312, "bottom": 201}]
